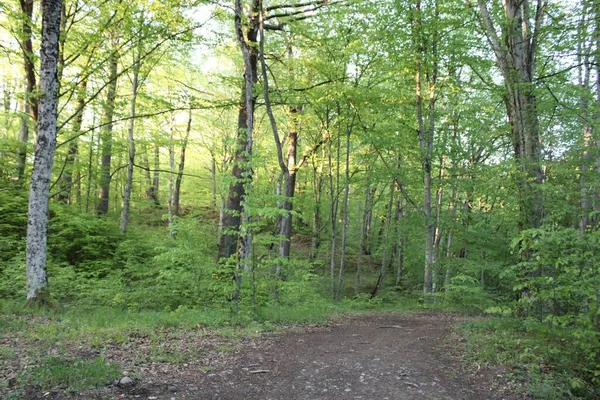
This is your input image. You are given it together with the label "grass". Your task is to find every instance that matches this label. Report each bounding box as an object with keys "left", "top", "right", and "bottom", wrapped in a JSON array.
[
  {"left": 460, "top": 317, "right": 598, "bottom": 400},
  {"left": 22, "top": 356, "right": 121, "bottom": 392}
]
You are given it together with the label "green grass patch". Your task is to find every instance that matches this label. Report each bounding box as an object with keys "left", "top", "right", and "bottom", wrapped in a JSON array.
[
  {"left": 461, "top": 317, "right": 599, "bottom": 400},
  {"left": 21, "top": 356, "right": 120, "bottom": 392}
]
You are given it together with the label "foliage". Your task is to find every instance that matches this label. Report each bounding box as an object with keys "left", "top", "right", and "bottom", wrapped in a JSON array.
[{"left": 462, "top": 317, "right": 599, "bottom": 399}]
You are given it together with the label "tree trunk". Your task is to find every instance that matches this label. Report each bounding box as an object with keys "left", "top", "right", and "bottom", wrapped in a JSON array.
[
  {"left": 414, "top": 0, "right": 438, "bottom": 295},
  {"left": 58, "top": 78, "right": 86, "bottom": 204},
  {"left": 25, "top": 0, "right": 62, "bottom": 305},
  {"left": 152, "top": 144, "right": 160, "bottom": 204},
  {"left": 372, "top": 181, "right": 395, "bottom": 298},
  {"left": 336, "top": 125, "right": 351, "bottom": 301},
  {"left": 84, "top": 112, "right": 97, "bottom": 214},
  {"left": 168, "top": 120, "right": 176, "bottom": 238},
  {"left": 120, "top": 50, "right": 141, "bottom": 234},
  {"left": 16, "top": 0, "right": 38, "bottom": 183},
  {"left": 174, "top": 107, "right": 192, "bottom": 217},
  {"left": 218, "top": 0, "right": 259, "bottom": 264},
  {"left": 210, "top": 152, "right": 217, "bottom": 211},
  {"left": 329, "top": 122, "right": 341, "bottom": 299},
  {"left": 395, "top": 191, "right": 405, "bottom": 287},
  {"left": 476, "top": 0, "right": 546, "bottom": 229},
  {"left": 97, "top": 32, "right": 119, "bottom": 215},
  {"left": 356, "top": 174, "right": 373, "bottom": 294}
]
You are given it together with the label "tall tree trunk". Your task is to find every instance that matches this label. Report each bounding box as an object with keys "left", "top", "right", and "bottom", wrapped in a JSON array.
[
  {"left": 356, "top": 173, "right": 373, "bottom": 294},
  {"left": 372, "top": 181, "right": 395, "bottom": 298},
  {"left": 168, "top": 119, "right": 176, "bottom": 238},
  {"left": 25, "top": 0, "right": 62, "bottom": 305},
  {"left": 395, "top": 194, "right": 405, "bottom": 287},
  {"left": 58, "top": 78, "right": 86, "bottom": 204},
  {"left": 335, "top": 125, "right": 351, "bottom": 301},
  {"left": 329, "top": 122, "right": 341, "bottom": 299},
  {"left": 579, "top": 0, "right": 599, "bottom": 231},
  {"left": 476, "top": 0, "right": 546, "bottom": 229},
  {"left": 120, "top": 50, "right": 141, "bottom": 234},
  {"left": 16, "top": 0, "right": 38, "bottom": 183},
  {"left": 209, "top": 152, "right": 217, "bottom": 211},
  {"left": 413, "top": 0, "right": 438, "bottom": 294},
  {"left": 310, "top": 117, "right": 328, "bottom": 261},
  {"left": 84, "top": 112, "right": 97, "bottom": 214},
  {"left": 174, "top": 107, "right": 192, "bottom": 217},
  {"left": 152, "top": 144, "right": 160, "bottom": 204},
  {"left": 97, "top": 32, "right": 119, "bottom": 215},
  {"left": 218, "top": 0, "right": 259, "bottom": 264}
]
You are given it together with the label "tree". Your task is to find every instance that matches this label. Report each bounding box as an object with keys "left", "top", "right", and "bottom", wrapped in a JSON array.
[
  {"left": 218, "top": 0, "right": 259, "bottom": 264},
  {"left": 25, "top": 0, "right": 62, "bottom": 305},
  {"left": 474, "top": 0, "right": 547, "bottom": 229}
]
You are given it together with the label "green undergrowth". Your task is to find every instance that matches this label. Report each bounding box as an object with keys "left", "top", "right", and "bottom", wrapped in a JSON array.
[
  {"left": 23, "top": 356, "right": 120, "bottom": 392},
  {"left": 461, "top": 317, "right": 600, "bottom": 400}
]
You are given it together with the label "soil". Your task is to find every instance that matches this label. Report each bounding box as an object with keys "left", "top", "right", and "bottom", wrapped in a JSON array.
[{"left": 11, "top": 311, "right": 521, "bottom": 400}]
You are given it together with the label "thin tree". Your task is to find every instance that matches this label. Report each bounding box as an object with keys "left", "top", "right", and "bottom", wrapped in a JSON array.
[{"left": 97, "top": 30, "right": 119, "bottom": 215}]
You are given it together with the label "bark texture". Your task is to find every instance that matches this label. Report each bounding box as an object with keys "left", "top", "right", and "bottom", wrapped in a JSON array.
[{"left": 25, "top": 0, "right": 62, "bottom": 304}]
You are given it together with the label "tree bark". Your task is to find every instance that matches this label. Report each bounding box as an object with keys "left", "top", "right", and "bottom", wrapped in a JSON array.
[
  {"left": 25, "top": 0, "right": 62, "bottom": 305},
  {"left": 97, "top": 32, "right": 119, "bottom": 215},
  {"left": 16, "top": 0, "right": 38, "bottom": 183},
  {"left": 120, "top": 49, "right": 141, "bottom": 234},
  {"left": 174, "top": 107, "right": 192, "bottom": 217},
  {"left": 58, "top": 78, "right": 86, "bottom": 204}
]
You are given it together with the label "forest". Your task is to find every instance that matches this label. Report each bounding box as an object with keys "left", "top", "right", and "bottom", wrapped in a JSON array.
[{"left": 1, "top": 0, "right": 599, "bottom": 398}]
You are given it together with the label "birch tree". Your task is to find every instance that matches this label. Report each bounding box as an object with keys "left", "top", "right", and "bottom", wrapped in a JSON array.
[{"left": 25, "top": 0, "right": 62, "bottom": 305}]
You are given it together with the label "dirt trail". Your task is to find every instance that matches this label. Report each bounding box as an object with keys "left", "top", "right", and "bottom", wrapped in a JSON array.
[{"left": 24, "top": 312, "right": 519, "bottom": 399}]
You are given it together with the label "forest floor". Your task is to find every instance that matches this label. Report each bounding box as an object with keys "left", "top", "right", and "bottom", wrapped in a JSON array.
[{"left": 10, "top": 311, "right": 522, "bottom": 400}]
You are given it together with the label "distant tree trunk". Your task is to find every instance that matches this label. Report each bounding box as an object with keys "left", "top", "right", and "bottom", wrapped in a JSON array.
[
  {"left": 579, "top": 1, "right": 597, "bottom": 232},
  {"left": 372, "top": 181, "right": 395, "bottom": 298},
  {"left": 58, "top": 78, "right": 86, "bottom": 204},
  {"left": 310, "top": 160, "right": 323, "bottom": 260},
  {"left": 476, "top": 0, "right": 546, "bottom": 229},
  {"left": 444, "top": 189, "right": 457, "bottom": 294},
  {"left": 310, "top": 117, "right": 329, "bottom": 261},
  {"left": 151, "top": 145, "right": 160, "bottom": 204},
  {"left": 394, "top": 190, "right": 405, "bottom": 287},
  {"left": 97, "top": 32, "right": 119, "bottom": 215},
  {"left": 209, "top": 152, "right": 217, "bottom": 211},
  {"left": 174, "top": 107, "right": 192, "bottom": 217},
  {"left": 356, "top": 173, "right": 374, "bottom": 294},
  {"left": 120, "top": 50, "right": 141, "bottom": 234},
  {"left": 168, "top": 120, "right": 176, "bottom": 238},
  {"left": 84, "top": 112, "right": 97, "bottom": 214},
  {"left": 16, "top": 0, "right": 38, "bottom": 183},
  {"left": 413, "top": 0, "right": 439, "bottom": 294},
  {"left": 329, "top": 125, "right": 341, "bottom": 298},
  {"left": 336, "top": 125, "right": 351, "bottom": 301},
  {"left": 218, "top": 0, "right": 259, "bottom": 263},
  {"left": 25, "top": 0, "right": 62, "bottom": 305},
  {"left": 431, "top": 154, "right": 445, "bottom": 293}
]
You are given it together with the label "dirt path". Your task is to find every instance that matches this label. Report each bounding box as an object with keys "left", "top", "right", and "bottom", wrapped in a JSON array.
[{"left": 23, "top": 312, "right": 519, "bottom": 399}]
